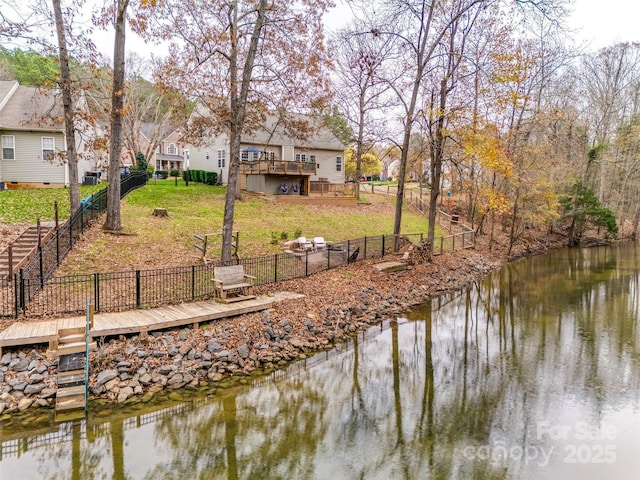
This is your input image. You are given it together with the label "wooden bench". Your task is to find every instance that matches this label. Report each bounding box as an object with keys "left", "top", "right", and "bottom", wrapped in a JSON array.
[{"left": 213, "top": 265, "right": 256, "bottom": 302}]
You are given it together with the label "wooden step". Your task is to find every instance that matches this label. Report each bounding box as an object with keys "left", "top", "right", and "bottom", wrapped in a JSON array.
[
  {"left": 59, "top": 333, "right": 86, "bottom": 345},
  {"left": 58, "top": 326, "right": 86, "bottom": 337},
  {"left": 58, "top": 372, "right": 86, "bottom": 388},
  {"left": 58, "top": 354, "right": 85, "bottom": 373},
  {"left": 56, "top": 392, "right": 86, "bottom": 411},
  {"left": 58, "top": 341, "right": 96, "bottom": 356}
]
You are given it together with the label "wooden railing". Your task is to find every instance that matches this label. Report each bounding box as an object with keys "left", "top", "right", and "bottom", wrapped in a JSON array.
[{"left": 239, "top": 160, "right": 316, "bottom": 175}]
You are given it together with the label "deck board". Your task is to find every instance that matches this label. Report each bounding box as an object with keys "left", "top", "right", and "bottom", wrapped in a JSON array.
[{"left": 0, "top": 292, "right": 304, "bottom": 352}]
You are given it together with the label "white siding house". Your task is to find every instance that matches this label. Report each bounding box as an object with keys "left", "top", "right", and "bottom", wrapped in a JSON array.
[
  {"left": 185, "top": 110, "right": 346, "bottom": 194},
  {"left": 0, "top": 80, "right": 95, "bottom": 188}
]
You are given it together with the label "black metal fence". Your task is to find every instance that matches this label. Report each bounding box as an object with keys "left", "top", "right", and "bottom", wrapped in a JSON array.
[
  {"left": 3, "top": 233, "right": 422, "bottom": 319},
  {"left": 0, "top": 172, "right": 147, "bottom": 318}
]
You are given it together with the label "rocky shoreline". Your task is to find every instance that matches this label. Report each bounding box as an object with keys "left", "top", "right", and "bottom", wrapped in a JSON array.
[{"left": 0, "top": 248, "right": 510, "bottom": 419}]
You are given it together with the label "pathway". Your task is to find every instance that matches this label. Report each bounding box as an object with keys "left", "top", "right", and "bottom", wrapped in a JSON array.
[{"left": 0, "top": 291, "right": 304, "bottom": 355}]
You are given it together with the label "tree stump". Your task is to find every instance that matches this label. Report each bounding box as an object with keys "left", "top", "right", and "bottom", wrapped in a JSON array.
[{"left": 152, "top": 208, "right": 168, "bottom": 217}]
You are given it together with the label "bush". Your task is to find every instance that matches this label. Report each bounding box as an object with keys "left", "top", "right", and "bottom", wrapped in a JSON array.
[
  {"left": 205, "top": 171, "right": 217, "bottom": 185},
  {"left": 170, "top": 168, "right": 180, "bottom": 177},
  {"left": 156, "top": 170, "right": 169, "bottom": 179}
]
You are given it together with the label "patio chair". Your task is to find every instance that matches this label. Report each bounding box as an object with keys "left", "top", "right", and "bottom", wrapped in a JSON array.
[
  {"left": 298, "top": 237, "right": 314, "bottom": 252},
  {"left": 313, "top": 237, "right": 327, "bottom": 251}
]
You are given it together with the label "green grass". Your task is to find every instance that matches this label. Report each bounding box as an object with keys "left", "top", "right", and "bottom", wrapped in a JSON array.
[
  {"left": 4, "top": 179, "right": 439, "bottom": 272},
  {"left": 0, "top": 184, "right": 105, "bottom": 224}
]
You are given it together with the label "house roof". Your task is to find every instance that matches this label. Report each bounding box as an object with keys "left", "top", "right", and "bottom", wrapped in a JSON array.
[
  {"left": 0, "top": 80, "right": 64, "bottom": 131},
  {"left": 140, "top": 122, "right": 179, "bottom": 142},
  {"left": 243, "top": 114, "right": 344, "bottom": 151}
]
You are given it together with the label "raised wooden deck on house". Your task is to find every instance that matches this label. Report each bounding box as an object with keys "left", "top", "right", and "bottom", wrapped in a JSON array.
[{"left": 0, "top": 292, "right": 304, "bottom": 354}]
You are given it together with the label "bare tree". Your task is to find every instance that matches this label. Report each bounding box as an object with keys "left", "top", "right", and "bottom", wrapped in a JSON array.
[
  {"left": 150, "top": 0, "right": 331, "bottom": 262},
  {"left": 52, "top": 0, "right": 80, "bottom": 211},
  {"left": 331, "top": 20, "right": 395, "bottom": 198}
]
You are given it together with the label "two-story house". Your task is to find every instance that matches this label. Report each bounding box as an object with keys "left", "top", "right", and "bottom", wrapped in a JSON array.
[
  {"left": 186, "top": 112, "right": 347, "bottom": 200},
  {"left": 0, "top": 80, "right": 96, "bottom": 188}
]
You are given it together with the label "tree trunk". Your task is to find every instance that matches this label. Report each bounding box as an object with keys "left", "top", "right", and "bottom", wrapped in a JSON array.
[
  {"left": 52, "top": 0, "right": 80, "bottom": 212},
  {"left": 104, "top": 0, "right": 129, "bottom": 232},
  {"left": 221, "top": 0, "right": 267, "bottom": 263}
]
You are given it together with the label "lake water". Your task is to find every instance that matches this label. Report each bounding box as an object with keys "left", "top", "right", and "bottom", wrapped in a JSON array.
[{"left": 1, "top": 244, "right": 639, "bottom": 479}]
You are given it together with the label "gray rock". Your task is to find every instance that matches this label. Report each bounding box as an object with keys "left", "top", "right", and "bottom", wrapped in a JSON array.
[
  {"left": 179, "top": 331, "right": 187, "bottom": 341},
  {"left": 18, "top": 398, "right": 34, "bottom": 411},
  {"left": 24, "top": 383, "right": 46, "bottom": 395},
  {"left": 213, "top": 349, "right": 228, "bottom": 359},
  {"left": 237, "top": 344, "right": 250, "bottom": 359},
  {"left": 168, "top": 346, "right": 179, "bottom": 356},
  {"left": 95, "top": 370, "right": 118, "bottom": 387},
  {"left": 39, "top": 387, "right": 57, "bottom": 399},
  {"left": 207, "top": 340, "right": 222, "bottom": 353},
  {"left": 9, "top": 358, "right": 29, "bottom": 372},
  {"left": 116, "top": 361, "right": 132, "bottom": 370},
  {"left": 28, "top": 373, "right": 44, "bottom": 384},
  {"left": 117, "top": 386, "right": 134, "bottom": 403},
  {"left": 27, "top": 360, "right": 40, "bottom": 372},
  {"left": 179, "top": 343, "right": 192, "bottom": 356},
  {"left": 139, "top": 373, "right": 152, "bottom": 385},
  {"left": 1, "top": 352, "right": 13, "bottom": 365},
  {"left": 159, "top": 365, "right": 173, "bottom": 375},
  {"left": 153, "top": 351, "right": 167, "bottom": 357},
  {"left": 10, "top": 381, "right": 28, "bottom": 391},
  {"left": 202, "top": 351, "right": 212, "bottom": 361},
  {"left": 137, "top": 350, "right": 149, "bottom": 358}
]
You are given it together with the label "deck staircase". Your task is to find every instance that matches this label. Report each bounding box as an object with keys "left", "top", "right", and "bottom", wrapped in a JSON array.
[
  {"left": 0, "top": 223, "right": 55, "bottom": 284},
  {"left": 55, "top": 325, "right": 96, "bottom": 419}
]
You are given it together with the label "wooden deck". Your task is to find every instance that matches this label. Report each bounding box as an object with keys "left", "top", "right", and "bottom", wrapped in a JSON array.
[{"left": 0, "top": 292, "right": 304, "bottom": 353}]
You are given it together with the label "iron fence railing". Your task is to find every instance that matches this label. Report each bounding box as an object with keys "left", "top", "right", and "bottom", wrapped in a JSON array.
[
  {"left": 1, "top": 230, "right": 477, "bottom": 321},
  {"left": 0, "top": 172, "right": 147, "bottom": 318}
]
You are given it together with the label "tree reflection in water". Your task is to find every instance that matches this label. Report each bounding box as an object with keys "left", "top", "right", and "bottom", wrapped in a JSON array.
[{"left": 3, "top": 244, "right": 640, "bottom": 480}]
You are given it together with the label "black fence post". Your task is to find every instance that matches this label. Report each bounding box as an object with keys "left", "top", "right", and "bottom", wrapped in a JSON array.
[
  {"left": 382, "top": 235, "right": 385, "bottom": 257},
  {"left": 191, "top": 265, "right": 195, "bottom": 300},
  {"left": 56, "top": 229, "right": 60, "bottom": 267},
  {"left": 13, "top": 272, "right": 19, "bottom": 319},
  {"left": 19, "top": 269, "right": 25, "bottom": 315},
  {"left": 305, "top": 250, "right": 309, "bottom": 277},
  {"left": 38, "top": 245, "right": 44, "bottom": 288},
  {"left": 327, "top": 246, "right": 331, "bottom": 270},
  {"left": 136, "top": 270, "right": 141, "bottom": 308},
  {"left": 80, "top": 208, "right": 84, "bottom": 234},
  {"left": 364, "top": 236, "right": 367, "bottom": 259},
  {"left": 274, "top": 254, "right": 278, "bottom": 283},
  {"left": 69, "top": 217, "right": 73, "bottom": 251},
  {"left": 94, "top": 272, "right": 100, "bottom": 312}
]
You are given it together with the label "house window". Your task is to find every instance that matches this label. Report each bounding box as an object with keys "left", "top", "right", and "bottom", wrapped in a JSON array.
[
  {"left": 309, "top": 154, "right": 316, "bottom": 163},
  {"left": 206, "top": 151, "right": 210, "bottom": 161},
  {"left": 2, "top": 135, "right": 15, "bottom": 160},
  {"left": 241, "top": 150, "right": 249, "bottom": 161},
  {"left": 336, "top": 156, "right": 343, "bottom": 172},
  {"left": 167, "top": 143, "right": 177, "bottom": 155},
  {"left": 42, "top": 137, "right": 55, "bottom": 161},
  {"left": 266, "top": 151, "right": 275, "bottom": 161},
  {"left": 218, "top": 149, "right": 226, "bottom": 168},
  {"left": 252, "top": 151, "right": 260, "bottom": 161},
  {"left": 295, "top": 153, "right": 307, "bottom": 162},
  {"left": 156, "top": 144, "right": 161, "bottom": 154}
]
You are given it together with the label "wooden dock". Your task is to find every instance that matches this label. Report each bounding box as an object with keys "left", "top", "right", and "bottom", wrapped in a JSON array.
[{"left": 0, "top": 292, "right": 304, "bottom": 354}]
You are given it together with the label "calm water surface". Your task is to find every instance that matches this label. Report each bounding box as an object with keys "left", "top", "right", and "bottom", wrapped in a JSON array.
[{"left": 1, "top": 244, "right": 639, "bottom": 479}]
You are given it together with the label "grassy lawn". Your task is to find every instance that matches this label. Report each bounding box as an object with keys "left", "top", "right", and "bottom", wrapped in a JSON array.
[
  {"left": 2, "top": 179, "right": 438, "bottom": 273},
  {"left": 0, "top": 184, "right": 105, "bottom": 224}
]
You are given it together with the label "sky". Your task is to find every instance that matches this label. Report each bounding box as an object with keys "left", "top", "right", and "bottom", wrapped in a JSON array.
[
  {"left": 89, "top": 0, "right": 639, "bottom": 62},
  {"left": 566, "top": 0, "right": 640, "bottom": 50}
]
